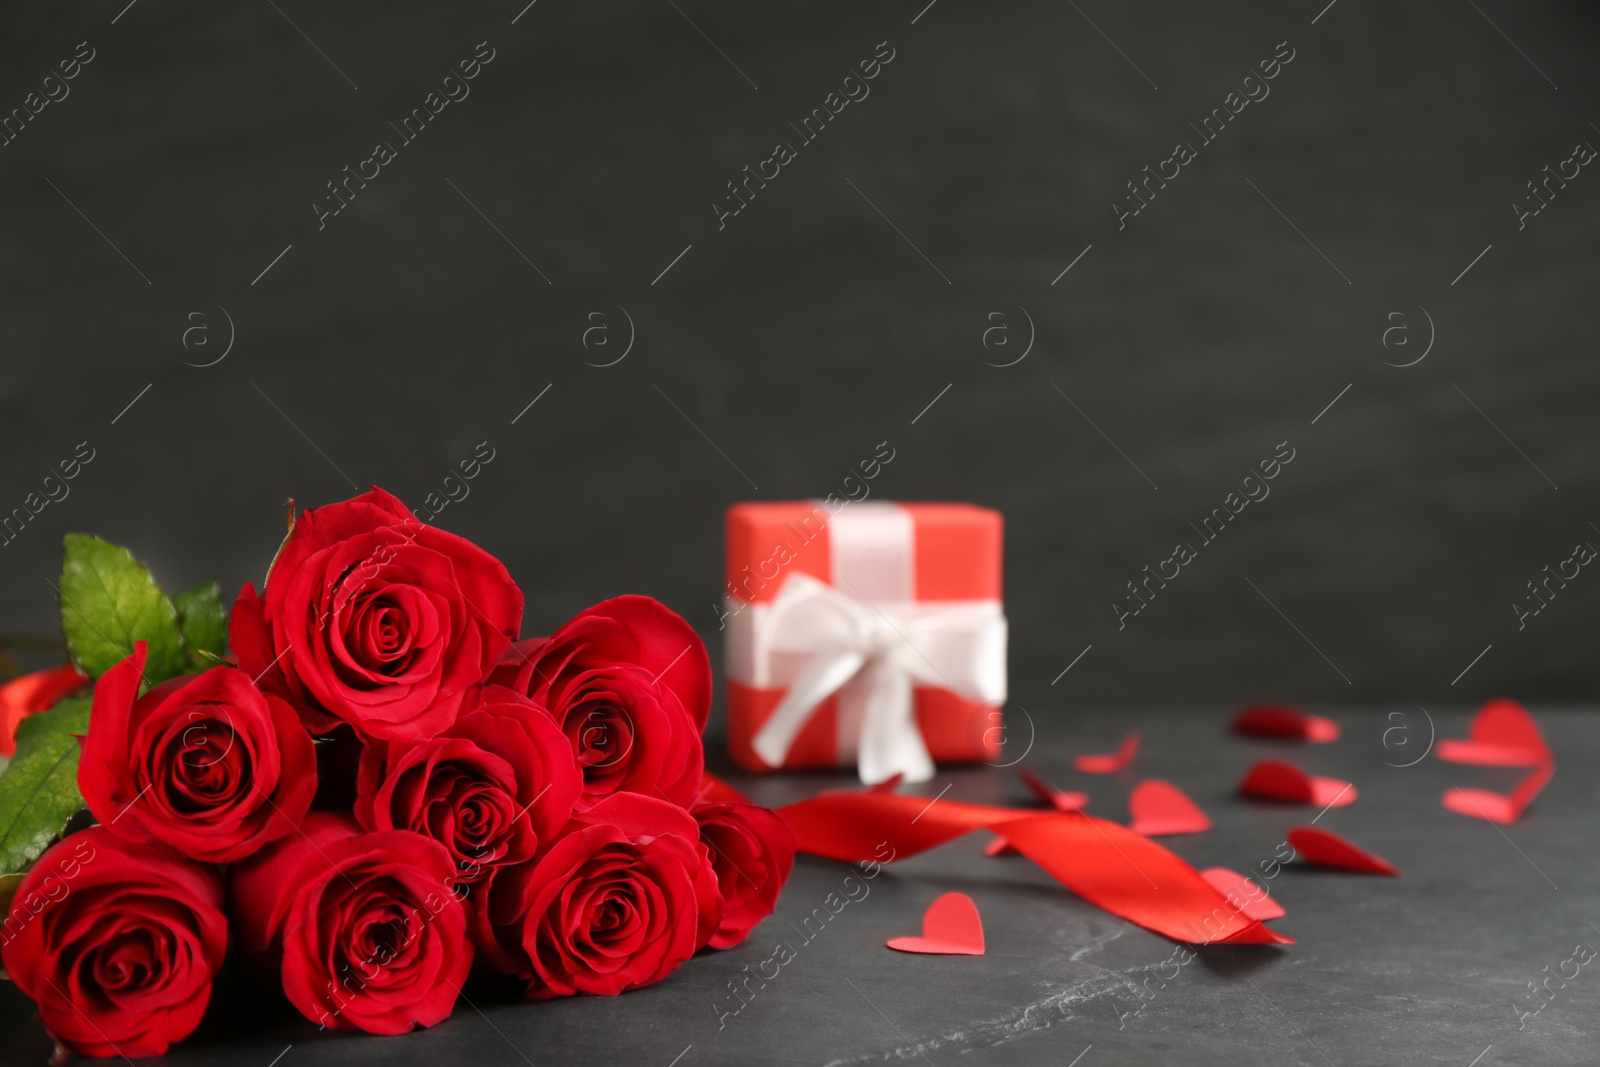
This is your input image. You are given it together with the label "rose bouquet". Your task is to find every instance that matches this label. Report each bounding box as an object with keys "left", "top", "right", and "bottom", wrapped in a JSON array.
[{"left": 0, "top": 488, "right": 794, "bottom": 1057}]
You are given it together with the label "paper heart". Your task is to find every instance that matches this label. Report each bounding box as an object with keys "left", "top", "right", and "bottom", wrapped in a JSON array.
[
  {"left": 1128, "top": 779, "right": 1211, "bottom": 837},
  {"left": 1436, "top": 699, "right": 1549, "bottom": 767},
  {"left": 1018, "top": 768, "right": 1089, "bottom": 812},
  {"left": 1199, "top": 868, "right": 1286, "bottom": 921},
  {"left": 1286, "top": 826, "right": 1399, "bottom": 875},
  {"left": 1238, "top": 760, "right": 1356, "bottom": 808},
  {"left": 1232, "top": 705, "right": 1340, "bottom": 743},
  {"left": 987, "top": 770, "right": 1089, "bottom": 855},
  {"left": 886, "top": 892, "right": 985, "bottom": 955},
  {"left": 1075, "top": 732, "right": 1139, "bottom": 774},
  {"left": 1443, "top": 761, "right": 1554, "bottom": 825}
]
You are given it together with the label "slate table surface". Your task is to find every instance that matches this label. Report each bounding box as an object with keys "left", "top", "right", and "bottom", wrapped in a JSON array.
[
  {"left": 3, "top": 0, "right": 1599, "bottom": 715},
  {"left": 2, "top": 708, "right": 1591, "bottom": 1067}
]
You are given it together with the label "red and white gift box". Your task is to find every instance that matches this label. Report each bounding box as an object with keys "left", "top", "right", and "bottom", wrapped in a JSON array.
[{"left": 723, "top": 501, "right": 1006, "bottom": 783}]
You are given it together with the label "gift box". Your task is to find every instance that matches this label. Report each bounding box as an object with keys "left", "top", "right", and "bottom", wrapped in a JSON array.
[{"left": 723, "top": 501, "right": 1007, "bottom": 783}]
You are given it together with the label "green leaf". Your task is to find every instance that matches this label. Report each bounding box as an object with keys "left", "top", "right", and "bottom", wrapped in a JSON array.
[
  {"left": 175, "top": 578, "right": 228, "bottom": 669},
  {"left": 0, "top": 697, "right": 90, "bottom": 875},
  {"left": 59, "top": 534, "right": 186, "bottom": 683}
]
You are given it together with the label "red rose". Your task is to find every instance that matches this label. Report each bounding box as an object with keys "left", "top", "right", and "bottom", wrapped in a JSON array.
[
  {"left": 486, "top": 792, "right": 721, "bottom": 996},
  {"left": 230, "top": 813, "right": 471, "bottom": 1034},
  {"left": 692, "top": 800, "right": 795, "bottom": 949},
  {"left": 491, "top": 596, "right": 709, "bottom": 806},
  {"left": 354, "top": 684, "right": 582, "bottom": 967},
  {"left": 231, "top": 487, "right": 522, "bottom": 742},
  {"left": 0, "top": 663, "right": 86, "bottom": 757},
  {"left": 79, "top": 645, "right": 316, "bottom": 863},
  {"left": 1, "top": 828, "right": 227, "bottom": 1059}
]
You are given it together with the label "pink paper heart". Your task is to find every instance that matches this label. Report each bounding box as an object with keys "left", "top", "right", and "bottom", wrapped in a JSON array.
[
  {"left": 886, "top": 892, "right": 985, "bottom": 955},
  {"left": 1128, "top": 779, "right": 1211, "bottom": 837}
]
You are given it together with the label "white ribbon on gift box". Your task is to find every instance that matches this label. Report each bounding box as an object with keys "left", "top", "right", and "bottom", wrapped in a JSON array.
[{"left": 726, "top": 502, "right": 1006, "bottom": 785}]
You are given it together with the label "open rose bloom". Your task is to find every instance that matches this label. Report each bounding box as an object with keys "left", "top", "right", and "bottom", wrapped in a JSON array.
[
  {"left": 482, "top": 792, "right": 723, "bottom": 996},
  {"left": 231, "top": 487, "right": 524, "bottom": 742},
  {"left": 79, "top": 644, "right": 317, "bottom": 863},
  {"left": 491, "top": 595, "right": 713, "bottom": 806},
  {"left": 2, "top": 486, "right": 794, "bottom": 1057},
  {"left": 1, "top": 829, "right": 228, "bottom": 1059},
  {"left": 229, "top": 813, "right": 472, "bottom": 1034}
]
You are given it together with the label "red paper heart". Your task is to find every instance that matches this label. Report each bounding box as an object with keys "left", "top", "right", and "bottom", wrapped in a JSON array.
[
  {"left": 1128, "top": 779, "right": 1211, "bottom": 837},
  {"left": 1075, "top": 732, "right": 1139, "bottom": 774},
  {"left": 1232, "top": 705, "right": 1340, "bottom": 743},
  {"left": 1238, "top": 760, "right": 1356, "bottom": 808},
  {"left": 886, "top": 892, "right": 985, "bottom": 955},
  {"left": 987, "top": 770, "right": 1089, "bottom": 854},
  {"left": 1286, "top": 826, "right": 1399, "bottom": 875},
  {"left": 1436, "top": 699, "right": 1549, "bottom": 767},
  {"left": 1017, "top": 768, "right": 1089, "bottom": 812},
  {"left": 1199, "top": 867, "right": 1286, "bottom": 921},
  {"left": 1443, "top": 761, "right": 1554, "bottom": 825}
]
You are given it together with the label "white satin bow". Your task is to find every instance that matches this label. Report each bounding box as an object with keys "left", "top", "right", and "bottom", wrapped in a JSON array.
[{"left": 749, "top": 573, "right": 1007, "bottom": 784}]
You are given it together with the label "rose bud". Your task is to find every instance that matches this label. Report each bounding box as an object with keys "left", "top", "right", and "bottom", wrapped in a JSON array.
[
  {"left": 354, "top": 684, "right": 582, "bottom": 967},
  {"left": 1, "top": 828, "right": 227, "bottom": 1059},
  {"left": 78, "top": 644, "right": 316, "bottom": 864},
  {"left": 692, "top": 800, "right": 795, "bottom": 949},
  {"left": 230, "top": 813, "right": 471, "bottom": 1034},
  {"left": 491, "top": 596, "right": 710, "bottom": 806},
  {"left": 231, "top": 487, "right": 523, "bottom": 742},
  {"left": 485, "top": 792, "right": 722, "bottom": 996}
]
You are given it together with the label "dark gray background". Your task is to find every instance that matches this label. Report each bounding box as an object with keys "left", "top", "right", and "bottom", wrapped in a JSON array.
[
  {"left": 0, "top": 2, "right": 1597, "bottom": 1062},
  {"left": 0, "top": 0, "right": 1595, "bottom": 714}
]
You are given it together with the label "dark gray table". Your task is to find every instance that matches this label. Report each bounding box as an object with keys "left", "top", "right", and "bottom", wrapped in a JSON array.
[{"left": 4, "top": 708, "right": 1591, "bottom": 1066}]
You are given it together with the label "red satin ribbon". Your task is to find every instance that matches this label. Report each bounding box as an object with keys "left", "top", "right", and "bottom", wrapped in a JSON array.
[
  {"left": 774, "top": 790, "right": 1291, "bottom": 945},
  {"left": 698, "top": 773, "right": 753, "bottom": 806},
  {"left": 0, "top": 664, "right": 88, "bottom": 758}
]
